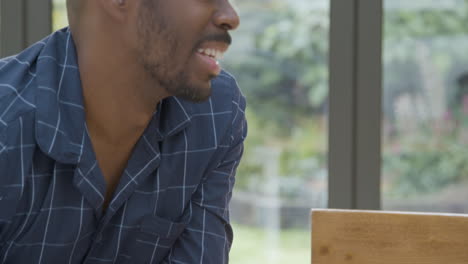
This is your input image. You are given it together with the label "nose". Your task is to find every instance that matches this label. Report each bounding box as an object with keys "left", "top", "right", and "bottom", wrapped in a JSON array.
[{"left": 213, "top": 1, "right": 240, "bottom": 31}]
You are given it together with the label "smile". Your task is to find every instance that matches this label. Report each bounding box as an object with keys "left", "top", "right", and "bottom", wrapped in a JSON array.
[{"left": 197, "top": 48, "right": 224, "bottom": 61}]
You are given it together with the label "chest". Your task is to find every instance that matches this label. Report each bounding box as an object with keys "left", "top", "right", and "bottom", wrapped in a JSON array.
[
  {"left": 0, "top": 119, "right": 222, "bottom": 261},
  {"left": 0, "top": 146, "right": 210, "bottom": 263},
  {"left": 91, "top": 143, "right": 134, "bottom": 210}
]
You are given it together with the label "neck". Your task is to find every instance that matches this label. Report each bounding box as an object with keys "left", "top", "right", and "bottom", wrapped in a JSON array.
[{"left": 72, "top": 29, "right": 168, "bottom": 144}]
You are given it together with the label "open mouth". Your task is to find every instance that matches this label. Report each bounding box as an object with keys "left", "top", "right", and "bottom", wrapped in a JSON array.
[
  {"left": 194, "top": 43, "right": 229, "bottom": 77},
  {"left": 196, "top": 48, "right": 224, "bottom": 62}
]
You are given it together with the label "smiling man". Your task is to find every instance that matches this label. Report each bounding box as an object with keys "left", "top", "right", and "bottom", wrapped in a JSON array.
[{"left": 0, "top": 0, "right": 246, "bottom": 263}]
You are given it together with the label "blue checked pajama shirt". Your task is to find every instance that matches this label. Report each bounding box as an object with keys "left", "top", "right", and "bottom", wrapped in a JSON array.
[{"left": 0, "top": 28, "right": 247, "bottom": 264}]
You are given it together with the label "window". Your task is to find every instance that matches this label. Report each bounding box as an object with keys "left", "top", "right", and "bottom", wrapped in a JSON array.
[
  {"left": 382, "top": 0, "right": 468, "bottom": 213},
  {"left": 225, "top": 1, "right": 329, "bottom": 263}
]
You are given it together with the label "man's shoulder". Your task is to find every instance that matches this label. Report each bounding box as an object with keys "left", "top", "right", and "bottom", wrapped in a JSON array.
[
  {"left": 212, "top": 70, "right": 246, "bottom": 121},
  {"left": 180, "top": 70, "right": 246, "bottom": 143},
  {"left": 194, "top": 70, "right": 246, "bottom": 115},
  {"left": 0, "top": 42, "right": 44, "bottom": 128},
  {"left": 211, "top": 70, "right": 243, "bottom": 102},
  {"left": 0, "top": 39, "right": 45, "bottom": 74}
]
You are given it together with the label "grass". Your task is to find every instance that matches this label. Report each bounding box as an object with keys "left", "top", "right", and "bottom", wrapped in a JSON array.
[{"left": 230, "top": 223, "right": 310, "bottom": 264}]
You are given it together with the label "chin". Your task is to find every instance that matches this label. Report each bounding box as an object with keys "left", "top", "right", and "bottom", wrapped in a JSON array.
[
  {"left": 175, "top": 82, "right": 212, "bottom": 102},
  {"left": 188, "top": 76, "right": 214, "bottom": 102},
  {"left": 191, "top": 86, "right": 212, "bottom": 102}
]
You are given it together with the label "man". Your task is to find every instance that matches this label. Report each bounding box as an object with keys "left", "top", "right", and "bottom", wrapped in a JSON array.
[{"left": 0, "top": 0, "right": 246, "bottom": 263}]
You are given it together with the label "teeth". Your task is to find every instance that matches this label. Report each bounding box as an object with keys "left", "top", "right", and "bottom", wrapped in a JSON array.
[{"left": 197, "top": 48, "right": 224, "bottom": 60}]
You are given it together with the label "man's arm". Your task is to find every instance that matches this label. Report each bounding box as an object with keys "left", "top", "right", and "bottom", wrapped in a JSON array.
[{"left": 162, "top": 90, "right": 247, "bottom": 264}]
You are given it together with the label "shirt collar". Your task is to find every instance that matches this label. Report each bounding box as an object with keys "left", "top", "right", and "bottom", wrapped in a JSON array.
[
  {"left": 156, "top": 96, "right": 193, "bottom": 138},
  {"left": 35, "top": 28, "right": 86, "bottom": 164},
  {"left": 34, "top": 28, "right": 193, "bottom": 165}
]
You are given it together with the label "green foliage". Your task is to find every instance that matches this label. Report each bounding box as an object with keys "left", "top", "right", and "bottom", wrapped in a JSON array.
[
  {"left": 278, "top": 118, "right": 326, "bottom": 177},
  {"left": 385, "top": 1, "right": 468, "bottom": 40},
  {"left": 235, "top": 110, "right": 264, "bottom": 191},
  {"left": 381, "top": 1, "right": 468, "bottom": 197},
  {"left": 235, "top": 115, "right": 327, "bottom": 197},
  {"left": 230, "top": 0, "right": 468, "bottom": 198},
  {"left": 226, "top": 1, "right": 330, "bottom": 197},
  {"left": 225, "top": 1, "right": 329, "bottom": 137},
  {"left": 384, "top": 133, "right": 468, "bottom": 197}
]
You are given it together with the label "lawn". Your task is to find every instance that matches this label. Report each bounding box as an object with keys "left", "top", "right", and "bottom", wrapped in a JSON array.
[{"left": 230, "top": 223, "right": 310, "bottom": 264}]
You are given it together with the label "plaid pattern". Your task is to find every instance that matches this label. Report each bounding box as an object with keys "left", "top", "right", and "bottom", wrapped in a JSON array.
[{"left": 0, "top": 28, "right": 247, "bottom": 264}]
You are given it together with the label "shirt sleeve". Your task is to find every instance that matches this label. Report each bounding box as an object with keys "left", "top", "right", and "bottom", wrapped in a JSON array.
[{"left": 162, "top": 91, "right": 247, "bottom": 264}]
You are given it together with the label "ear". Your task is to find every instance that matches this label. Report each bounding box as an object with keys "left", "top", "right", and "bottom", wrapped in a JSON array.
[{"left": 98, "top": 0, "right": 135, "bottom": 22}]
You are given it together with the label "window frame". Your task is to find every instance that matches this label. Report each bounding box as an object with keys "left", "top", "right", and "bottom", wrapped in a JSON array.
[
  {"left": 0, "top": 0, "right": 51, "bottom": 57},
  {"left": 328, "top": 0, "right": 383, "bottom": 209}
]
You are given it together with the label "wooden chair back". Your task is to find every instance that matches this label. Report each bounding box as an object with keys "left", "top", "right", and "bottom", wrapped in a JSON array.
[{"left": 311, "top": 209, "right": 468, "bottom": 264}]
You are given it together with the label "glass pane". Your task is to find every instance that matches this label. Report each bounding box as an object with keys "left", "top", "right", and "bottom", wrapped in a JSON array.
[
  {"left": 225, "top": 1, "right": 329, "bottom": 263},
  {"left": 53, "top": 0, "right": 68, "bottom": 31},
  {"left": 382, "top": 0, "right": 468, "bottom": 213}
]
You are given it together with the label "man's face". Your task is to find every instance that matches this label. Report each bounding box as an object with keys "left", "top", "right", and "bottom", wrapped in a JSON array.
[{"left": 136, "top": 0, "right": 239, "bottom": 102}]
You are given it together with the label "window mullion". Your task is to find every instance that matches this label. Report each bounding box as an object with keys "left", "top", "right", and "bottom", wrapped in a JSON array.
[
  {"left": 328, "top": 0, "right": 383, "bottom": 210},
  {"left": 354, "top": 0, "right": 383, "bottom": 210},
  {"left": 25, "top": 0, "right": 52, "bottom": 46},
  {"left": 1, "top": 0, "right": 26, "bottom": 57}
]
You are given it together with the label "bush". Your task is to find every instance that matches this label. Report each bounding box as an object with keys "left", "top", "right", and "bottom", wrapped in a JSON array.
[{"left": 384, "top": 134, "right": 468, "bottom": 196}]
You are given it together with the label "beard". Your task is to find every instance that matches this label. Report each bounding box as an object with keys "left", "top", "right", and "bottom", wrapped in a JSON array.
[{"left": 136, "top": 0, "right": 212, "bottom": 103}]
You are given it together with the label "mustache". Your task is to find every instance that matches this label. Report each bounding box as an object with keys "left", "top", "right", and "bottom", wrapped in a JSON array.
[{"left": 196, "top": 33, "right": 232, "bottom": 47}]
